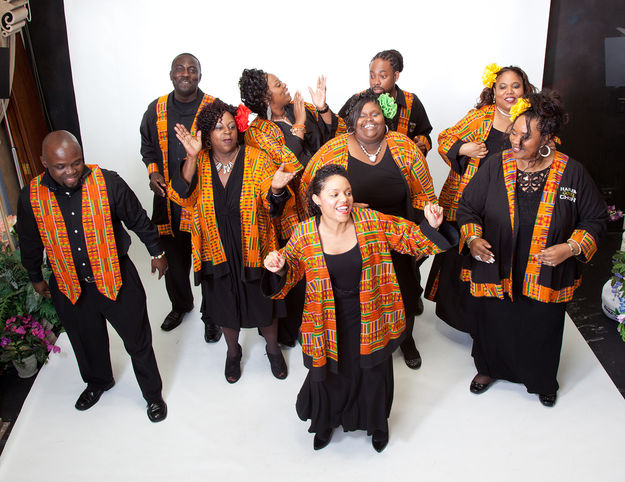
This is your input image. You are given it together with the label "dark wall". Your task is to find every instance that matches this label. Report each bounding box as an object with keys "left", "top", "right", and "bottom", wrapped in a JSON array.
[
  {"left": 25, "top": 0, "right": 81, "bottom": 143},
  {"left": 543, "top": 0, "right": 625, "bottom": 211}
]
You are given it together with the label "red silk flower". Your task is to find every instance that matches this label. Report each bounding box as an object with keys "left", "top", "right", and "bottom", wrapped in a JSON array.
[{"left": 235, "top": 104, "right": 252, "bottom": 132}]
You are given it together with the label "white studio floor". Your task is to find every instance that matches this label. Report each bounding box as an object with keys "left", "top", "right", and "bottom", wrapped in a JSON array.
[{"left": 0, "top": 250, "right": 624, "bottom": 482}]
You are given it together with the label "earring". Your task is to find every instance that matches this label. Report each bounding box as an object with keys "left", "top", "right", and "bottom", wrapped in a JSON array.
[
  {"left": 385, "top": 125, "right": 389, "bottom": 134},
  {"left": 539, "top": 145, "right": 551, "bottom": 157}
]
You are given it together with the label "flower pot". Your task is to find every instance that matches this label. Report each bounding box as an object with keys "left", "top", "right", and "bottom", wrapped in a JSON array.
[
  {"left": 602, "top": 279, "right": 625, "bottom": 321},
  {"left": 12, "top": 353, "right": 38, "bottom": 378}
]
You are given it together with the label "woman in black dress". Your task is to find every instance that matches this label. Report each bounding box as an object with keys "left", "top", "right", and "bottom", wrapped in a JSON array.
[
  {"left": 170, "top": 99, "right": 288, "bottom": 383},
  {"left": 299, "top": 91, "right": 438, "bottom": 370},
  {"left": 264, "top": 164, "right": 452, "bottom": 451},
  {"left": 426, "top": 64, "right": 536, "bottom": 333},
  {"left": 239, "top": 68, "right": 344, "bottom": 347},
  {"left": 457, "top": 91, "right": 607, "bottom": 406}
]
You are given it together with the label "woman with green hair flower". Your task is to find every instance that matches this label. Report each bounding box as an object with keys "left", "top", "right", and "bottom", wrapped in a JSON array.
[{"left": 293, "top": 90, "right": 438, "bottom": 370}]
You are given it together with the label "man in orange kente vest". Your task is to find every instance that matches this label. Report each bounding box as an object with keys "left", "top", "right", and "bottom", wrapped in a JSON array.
[
  {"left": 17, "top": 131, "right": 168, "bottom": 422},
  {"left": 140, "top": 52, "right": 222, "bottom": 342}
]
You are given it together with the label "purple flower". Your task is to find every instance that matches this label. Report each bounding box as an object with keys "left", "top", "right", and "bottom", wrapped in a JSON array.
[
  {"left": 14, "top": 326, "right": 26, "bottom": 335},
  {"left": 0, "top": 337, "right": 10, "bottom": 347}
]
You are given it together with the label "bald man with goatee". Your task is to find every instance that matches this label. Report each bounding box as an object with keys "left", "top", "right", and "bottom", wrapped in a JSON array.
[{"left": 17, "top": 131, "right": 168, "bottom": 422}]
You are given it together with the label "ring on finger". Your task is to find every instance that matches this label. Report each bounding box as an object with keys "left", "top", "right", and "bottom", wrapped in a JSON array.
[{"left": 475, "top": 255, "right": 482, "bottom": 261}]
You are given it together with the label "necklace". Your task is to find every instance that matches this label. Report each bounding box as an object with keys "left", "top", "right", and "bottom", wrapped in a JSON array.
[
  {"left": 213, "top": 146, "right": 240, "bottom": 174},
  {"left": 496, "top": 106, "right": 511, "bottom": 117},
  {"left": 358, "top": 140, "right": 383, "bottom": 163}
]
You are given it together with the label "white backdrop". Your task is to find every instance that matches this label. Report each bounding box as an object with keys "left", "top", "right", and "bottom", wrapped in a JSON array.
[{"left": 63, "top": 0, "right": 550, "bottom": 211}]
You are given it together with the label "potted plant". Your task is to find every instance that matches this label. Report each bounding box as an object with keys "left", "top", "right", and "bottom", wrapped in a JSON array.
[
  {"left": 601, "top": 206, "right": 625, "bottom": 341},
  {"left": 0, "top": 215, "right": 61, "bottom": 376}
]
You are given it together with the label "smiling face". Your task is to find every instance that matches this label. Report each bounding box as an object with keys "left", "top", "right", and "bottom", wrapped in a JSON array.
[
  {"left": 493, "top": 70, "right": 524, "bottom": 114},
  {"left": 369, "top": 58, "right": 399, "bottom": 95},
  {"left": 267, "top": 73, "right": 291, "bottom": 109},
  {"left": 509, "top": 115, "right": 544, "bottom": 161},
  {"left": 312, "top": 174, "right": 353, "bottom": 223},
  {"left": 42, "top": 139, "right": 85, "bottom": 189},
  {"left": 354, "top": 101, "right": 386, "bottom": 145},
  {"left": 209, "top": 111, "right": 238, "bottom": 155},
  {"left": 170, "top": 54, "right": 201, "bottom": 100}
]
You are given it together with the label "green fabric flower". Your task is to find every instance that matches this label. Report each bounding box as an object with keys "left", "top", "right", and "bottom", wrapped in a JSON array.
[{"left": 378, "top": 93, "right": 397, "bottom": 119}]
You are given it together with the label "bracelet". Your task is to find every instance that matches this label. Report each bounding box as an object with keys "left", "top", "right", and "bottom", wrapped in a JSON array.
[
  {"left": 290, "top": 125, "right": 305, "bottom": 136},
  {"left": 271, "top": 189, "right": 286, "bottom": 198},
  {"left": 566, "top": 239, "right": 581, "bottom": 256},
  {"left": 151, "top": 251, "right": 166, "bottom": 260},
  {"left": 466, "top": 235, "right": 479, "bottom": 248},
  {"left": 317, "top": 104, "right": 329, "bottom": 114}
]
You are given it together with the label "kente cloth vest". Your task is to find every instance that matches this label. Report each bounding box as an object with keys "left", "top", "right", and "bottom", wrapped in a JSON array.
[{"left": 29, "top": 165, "right": 122, "bottom": 304}]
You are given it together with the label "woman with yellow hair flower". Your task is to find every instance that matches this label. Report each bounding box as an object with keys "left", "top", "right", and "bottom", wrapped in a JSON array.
[
  {"left": 457, "top": 90, "right": 607, "bottom": 406},
  {"left": 425, "top": 64, "right": 536, "bottom": 333}
]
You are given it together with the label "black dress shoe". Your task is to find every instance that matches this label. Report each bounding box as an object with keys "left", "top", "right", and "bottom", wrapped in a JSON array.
[
  {"left": 470, "top": 375, "right": 493, "bottom": 394},
  {"left": 372, "top": 430, "right": 389, "bottom": 453},
  {"left": 204, "top": 323, "right": 222, "bottom": 343},
  {"left": 313, "top": 429, "right": 333, "bottom": 450},
  {"left": 160, "top": 311, "right": 185, "bottom": 331},
  {"left": 225, "top": 344, "right": 242, "bottom": 383},
  {"left": 147, "top": 399, "right": 167, "bottom": 422},
  {"left": 75, "top": 381, "right": 115, "bottom": 411},
  {"left": 539, "top": 393, "right": 557, "bottom": 407}
]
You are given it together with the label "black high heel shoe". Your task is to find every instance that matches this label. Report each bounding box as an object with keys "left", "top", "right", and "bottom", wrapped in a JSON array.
[
  {"left": 372, "top": 430, "right": 389, "bottom": 453},
  {"left": 266, "top": 346, "right": 288, "bottom": 379},
  {"left": 224, "top": 344, "right": 242, "bottom": 383},
  {"left": 313, "top": 429, "right": 333, "bottom": 450}
]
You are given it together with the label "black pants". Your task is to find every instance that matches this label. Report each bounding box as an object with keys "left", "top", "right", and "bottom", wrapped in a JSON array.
[
  {"left": 49, "top": 256, "right": 163, "bottom": 403},
  {"left": 160, "top": 225, "right": 194, "bottom": 313}
]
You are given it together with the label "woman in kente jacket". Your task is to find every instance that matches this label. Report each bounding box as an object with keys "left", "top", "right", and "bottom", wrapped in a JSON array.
[
  {"left": 298, "top": 91, "right": 437, "bottom": 370},
  {"left": 239, "top": 68, "right": 345, "bottom": 346},
  {"left": 425, "top": 64, "right": 536, "bottom": 333},
  {"left": 169, "top": 99, "right": 287, "bottom": 383},
  {"left": 457, "top": 90, "right": 607, "bottom": 407},
  {"left": 263, "top": 164, "right": 454, "bottom": 452}
]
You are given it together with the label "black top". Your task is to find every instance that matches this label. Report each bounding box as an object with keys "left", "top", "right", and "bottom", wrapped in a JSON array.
[
  {"left": 17, "top": 167, "right": 162, "bottom": 283},
  {"left": 140, "top": 89, "right": 207, "bottom": 228},
  {"left": 347, "top": 149, "right": 410, "bottom": 219},
  {"left": 339, "top": 86, "right": 432, "bottom": 147},
  {"left": 274, "top": 103, "right": 340, "bottom": 168}
]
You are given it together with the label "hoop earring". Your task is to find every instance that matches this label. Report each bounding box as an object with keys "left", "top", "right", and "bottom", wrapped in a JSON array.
[
  {"left": 539, "top": 145, "right": 551, "bottom": 157},
  {"left": 385, "top": 125, "right": 389, "bottom": 133}
]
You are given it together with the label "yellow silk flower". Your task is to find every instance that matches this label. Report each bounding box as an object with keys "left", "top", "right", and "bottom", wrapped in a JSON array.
[
  {"left": 481, "top": 63, "right": 502, "bottom": 88},
  {"left": 509, "top": 98, "right": 531, "bottom": 122}
]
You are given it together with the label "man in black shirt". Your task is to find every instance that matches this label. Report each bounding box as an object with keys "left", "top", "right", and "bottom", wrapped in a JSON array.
[
  {"left": 139, "top": 52, "right": 222, "bottom": 342},
  {"left": 17, "top": 131, "right": 168, "bottom": 422}
]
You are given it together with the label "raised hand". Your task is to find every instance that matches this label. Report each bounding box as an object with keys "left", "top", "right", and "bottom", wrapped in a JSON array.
[
  {"left": 264, "top": 250, "right": 286, "bottom": 274},
  {"left": 424, "top": 203, "right": 444, "bottom": 230},
  {"left": 308, "top": 75, "right": 327, "bottom": 111},
  {"left": 271, "top": 163, "right": 296, "bottom": 194},
  {"left": 293, "top": 91, "right": 306, "bottom": 125},
  {"left": 174, "top": 123, "right": 202, "bottom": 160}
]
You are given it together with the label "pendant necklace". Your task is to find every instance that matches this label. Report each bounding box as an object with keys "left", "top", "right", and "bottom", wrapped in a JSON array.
[
  {"left": 214, "top": 147, "right": 239, "bottom": 174},
  {"left": 358, "top": 141, "right": 383, "bottom": 163}
]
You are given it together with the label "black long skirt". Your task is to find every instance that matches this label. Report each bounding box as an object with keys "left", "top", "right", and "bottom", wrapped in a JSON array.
[{"left": 472, "top": 294, "right": 566, "bottom": 394}]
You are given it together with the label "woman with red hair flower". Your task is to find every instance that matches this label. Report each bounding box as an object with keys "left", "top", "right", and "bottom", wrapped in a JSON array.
[{"left": 169, "top": 99, "right": 291, "bottom": 383}]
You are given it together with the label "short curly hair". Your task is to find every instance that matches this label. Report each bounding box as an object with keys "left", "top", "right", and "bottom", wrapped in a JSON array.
[
  {"left": 342, "top": 89, "right": 393, "bottom": 132},
  {"left": 239, "top": 68, "right": 270, "bottom": 119},
  {"left": 516, "top": 89, "right": 568, "bottom": 146},
  {"left": 371, "top": 49, "right": 403, "bottom": 73},
  {"left": 196, "top": 99, "right": 238, "bottom": 149},
  {"left": 306, "top": 164, "right": 350, "bottom": 217},
  {"left": 475, "top": 66, "right": 536, "bottom": 109}
]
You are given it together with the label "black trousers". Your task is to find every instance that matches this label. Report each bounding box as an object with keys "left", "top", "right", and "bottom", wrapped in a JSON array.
[
  {"left": 160, "top": 225, "right": 194, "bottom": 313},
  {"left": 49, "top": 256, "right": 163, "bottom": 403}
]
